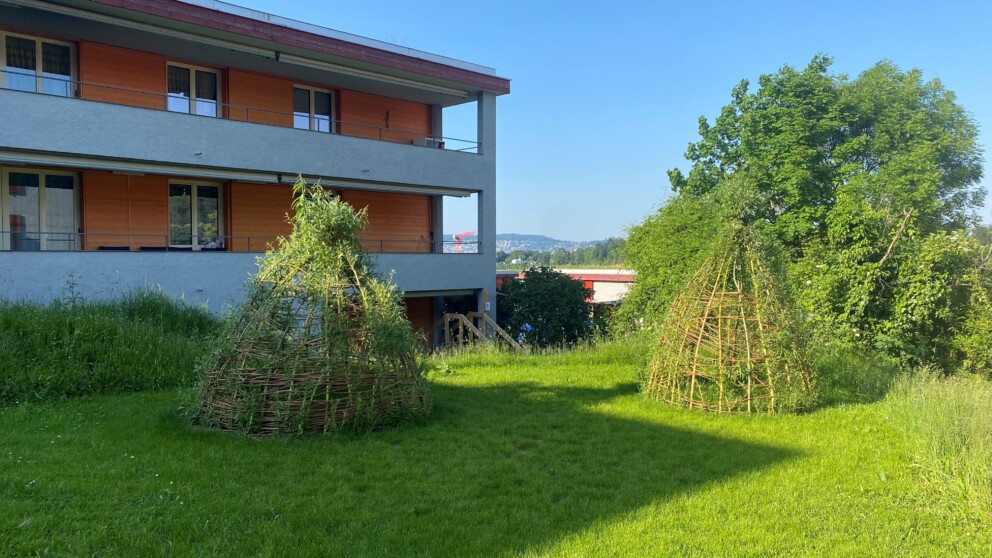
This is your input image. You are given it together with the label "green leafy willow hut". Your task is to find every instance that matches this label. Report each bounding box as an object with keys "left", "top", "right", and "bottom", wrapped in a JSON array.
[
  {"left": 195, "top": 179, "right": 431, "bottom": 434},
  {"left": 643, "top": 223, "right": 814, "bottom": 414}
]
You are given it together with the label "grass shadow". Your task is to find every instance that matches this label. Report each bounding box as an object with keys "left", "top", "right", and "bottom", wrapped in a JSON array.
[{"left": 1, "top": 380, "right": 798, "bottom": 557}]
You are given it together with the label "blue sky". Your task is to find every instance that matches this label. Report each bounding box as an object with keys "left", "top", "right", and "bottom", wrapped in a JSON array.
[{"left": 235, "top": 0, "right": 992, "bottom": 241}]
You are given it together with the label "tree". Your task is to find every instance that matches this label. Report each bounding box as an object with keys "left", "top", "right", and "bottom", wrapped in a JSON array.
[
  {"left": 624, "top": 55, "right": 987, "bottom": 370},
  {"left": 497, "top": 267, "right": 593, "bottom": 347}
]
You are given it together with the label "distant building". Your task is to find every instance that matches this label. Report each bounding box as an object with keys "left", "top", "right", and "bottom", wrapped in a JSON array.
[{"left": 497, "top": 268, "right": 635, "bottom": 305}]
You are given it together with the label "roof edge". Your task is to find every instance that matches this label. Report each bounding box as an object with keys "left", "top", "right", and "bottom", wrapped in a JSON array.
[{"left": 86, "top": 0, "right": 511, "bottom": 94}]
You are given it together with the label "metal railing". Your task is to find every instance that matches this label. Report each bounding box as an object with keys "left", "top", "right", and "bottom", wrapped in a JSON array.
[
  {"left": 0, "top": 69, "right": 480, "bottom": 153},
  {"left": 0, "top": 231, "right": 479, "bottom": 254}
]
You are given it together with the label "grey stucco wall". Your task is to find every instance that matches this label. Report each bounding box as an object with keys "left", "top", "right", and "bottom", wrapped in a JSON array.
[
  {"left": 0, "top": 252, "right": 491, "bottom": 313},
  {"left": 0, "top": 90, "right": 492, "bottom": 192}
]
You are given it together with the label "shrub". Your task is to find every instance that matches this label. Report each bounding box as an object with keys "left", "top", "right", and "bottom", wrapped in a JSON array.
[
  {"left": 0, "top": 291, "right": 221, "bottom": 403},
  {"left": 497, "top": 266, "right": 593, "bottom": 348}
]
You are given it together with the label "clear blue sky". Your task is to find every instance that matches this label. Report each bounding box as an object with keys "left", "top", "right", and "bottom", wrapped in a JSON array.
[{"left": 235, "top": 0, "right": 992, "bottom": 241}]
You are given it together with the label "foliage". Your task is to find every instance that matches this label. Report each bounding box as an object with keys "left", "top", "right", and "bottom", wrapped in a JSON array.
[
  {"left": 3, "top": 343, "right": 990, "bottom": 556},
  {"left": 497, "top": 266, "right": 593, "bottom": 347},
  {"left": 613, "top": 194, "right": 726, "bottom": 330},
  {"left": 952, "top": 245, "right": 992, "bottom": 376},
  {"left": 626, "top": 55, "right": 987, "bottom": 370},
  {"left": 888, "top": 371, "right": 992, "bottom": 524},
  {"left": 0, "top": 290, "right": 220, "bottom": 403},
  {"left": 195, "top": 178, "right": 430, "bottom": 435}
]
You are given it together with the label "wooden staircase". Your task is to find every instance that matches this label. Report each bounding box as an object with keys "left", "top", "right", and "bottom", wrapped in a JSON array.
[{"left": 432, "top": 311, "right": 524, "bottom": 352}]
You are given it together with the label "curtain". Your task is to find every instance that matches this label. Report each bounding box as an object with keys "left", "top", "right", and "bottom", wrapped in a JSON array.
[
  {"left": 5, "top": 36, "right": 35, "bottom": 70},
  {"left": 195, "top": 70, "right": 216, "bottom": 101},
  {"left": 167, "top": 66, "right": 190, "bottom": 96},
  {"left": 41, "top": 43, "right": 70, "bottom": 76}
]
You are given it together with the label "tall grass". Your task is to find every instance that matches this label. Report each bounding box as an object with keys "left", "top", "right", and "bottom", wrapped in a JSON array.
[
  {"left": 887, "top": 371, "right": 992, "bottom": 523},
  {"left": 0, "top": 291, "right": 221, "bottom": 403}
]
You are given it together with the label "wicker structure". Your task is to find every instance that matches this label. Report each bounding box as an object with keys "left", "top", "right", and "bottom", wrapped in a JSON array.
[
  {"left": 196, "top": 180, "right": 430, "bottom": 435},
  {"left": 644, "top": 224, "right": 813, "bottom": 414}
]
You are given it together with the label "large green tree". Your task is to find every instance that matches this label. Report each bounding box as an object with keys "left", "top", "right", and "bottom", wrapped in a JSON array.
[{"left": 622, "top": 56, "right": 987, "bottom": 370}]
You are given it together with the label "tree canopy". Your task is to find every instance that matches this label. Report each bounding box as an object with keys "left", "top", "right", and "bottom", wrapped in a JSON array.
[
  {"left": 621, "top": 55, "right": 988, "bottom": 372},
  {"left": 497, "top": 267, "right": 593, "bottom": 347}
]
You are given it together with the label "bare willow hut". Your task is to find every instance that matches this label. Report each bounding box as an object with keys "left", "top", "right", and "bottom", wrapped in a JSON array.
[{"left": 643, "top": 224, "right": 814, "bottom": 414}]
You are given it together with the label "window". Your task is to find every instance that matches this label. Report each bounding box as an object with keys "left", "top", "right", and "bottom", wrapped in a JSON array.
[
  {"left": 0, "top": 168, "right": 79, "bottom": 251},
  {"left": 169, "top": 182, "right": 223, "bottom": 249},
  {"left": 293, "top": 86, "right": 333, "bottom": 132},
  {"left": 0, "top": 32, "right": 74, "bottom": 97},
  {"left": 167, "top": 63, "right": 219, "bottom": 117}
]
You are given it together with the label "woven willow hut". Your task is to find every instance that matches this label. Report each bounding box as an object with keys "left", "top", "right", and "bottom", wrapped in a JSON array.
[
  {"left": 196, "top": 180, "right": 430, "bottom": 435},
  {"left": 643, "top": 224, "right": 814, "bottom": 414}
]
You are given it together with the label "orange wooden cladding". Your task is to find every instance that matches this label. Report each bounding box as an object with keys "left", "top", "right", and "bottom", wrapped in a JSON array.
[
  {"left": 78, "top": 41, "right": 166, "bottom": 109},
  {"left": 338, "top": 190, "right": 432, "bottom": 253},
  {"left": 338, "top": 89, "right": 432, "bottom": 144},
  {"left": 228, "top": 182, "right": 293, "bottom": 252},
  {"left": 403, "top": 297, "right": 435, "bottom": 343},
  {"left": 74, "top": 39, "right": 437, "bottom": 144},
  {"left": 80, "top": 171, "right": 169, "bottom": 250},
  {"left": 226, "top": 70, "right": 293, "bottom": 127}
]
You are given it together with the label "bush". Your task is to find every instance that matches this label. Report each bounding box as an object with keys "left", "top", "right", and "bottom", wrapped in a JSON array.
[
  {"left": 0, "top": 291, "right": 221, "bottom": 403},
  {"left": 888, "top": 371, "right": 992, "bottom": 523},
  {"left": 497, "top": 266, "right": 593, "bottom": 348}
]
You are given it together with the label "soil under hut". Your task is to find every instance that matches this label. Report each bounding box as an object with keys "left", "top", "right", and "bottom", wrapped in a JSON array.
[
  {"left": 196, "top": 179, "right": 431, "bottom": 435},
  {"left": 643, "top": 223, "right": 814, "bottom": 414}
]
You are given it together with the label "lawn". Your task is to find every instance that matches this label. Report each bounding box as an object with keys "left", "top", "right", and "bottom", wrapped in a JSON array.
[{"left": 1, "top": 345, "right": 988, "bottom": 557}]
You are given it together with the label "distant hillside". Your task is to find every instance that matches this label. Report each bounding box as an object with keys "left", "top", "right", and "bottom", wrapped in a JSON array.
[{"left": 495, "top": 234, "right": 598, "bottom": 253}]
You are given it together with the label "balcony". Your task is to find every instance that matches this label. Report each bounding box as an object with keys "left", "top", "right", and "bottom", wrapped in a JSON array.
[
  {"left": 0, "top": 78, "right": 492, "bottom": 192},
  {"left": 0, "top": 231, "right": 479, "bottom": 254},
  {"left": 0, "top": 232, "right": 490, "bottom": 312}
]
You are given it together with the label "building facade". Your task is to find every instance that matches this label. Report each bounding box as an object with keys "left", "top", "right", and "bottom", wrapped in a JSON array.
[{"left": 0, "top": 0, "right": 509, "bottom": 337}]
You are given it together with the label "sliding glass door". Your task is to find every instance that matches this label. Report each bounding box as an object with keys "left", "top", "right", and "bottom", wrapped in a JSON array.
[
  {"left": 169, "top": 182, "right": 222, "bottom": 249},
  {"left": 0, "top": 169, "right": 79, "bottom": 251}
]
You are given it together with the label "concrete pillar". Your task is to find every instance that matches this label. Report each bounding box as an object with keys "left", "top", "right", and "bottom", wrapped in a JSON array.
[
  {"left": 476, "top": 91, "right": 498, "bottom": 319},
  {"left": 431, "top": 195, "right": 444, "bottom": 254},
  {"left": 430, "top": 104, "right": 443, "bottom": 143}
]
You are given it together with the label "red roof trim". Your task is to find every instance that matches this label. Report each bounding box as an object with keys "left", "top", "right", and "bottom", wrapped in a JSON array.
[
  {"left": 88, "top": 0, "right": 511, "bottom": 94},
  {"left": 562, "top": 273, "right": 636, "bottom": 282}
]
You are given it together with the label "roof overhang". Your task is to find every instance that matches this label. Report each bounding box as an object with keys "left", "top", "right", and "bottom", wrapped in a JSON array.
[{"left": 2, "top": 0, "right": 510, "bottom": 99}]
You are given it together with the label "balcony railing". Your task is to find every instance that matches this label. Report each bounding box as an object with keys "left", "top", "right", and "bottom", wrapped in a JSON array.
[
  {"left": 0, "top": 231, "right": 479, "bottom": 254},
  {"left": 0, "top": 69, "right": 480, "bottom": 153}
]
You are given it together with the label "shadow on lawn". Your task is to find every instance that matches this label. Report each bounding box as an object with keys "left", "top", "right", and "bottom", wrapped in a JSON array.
[
  {"left": 6, "top": 381, "right": 798, "bottom": 556},
  {"left": 333, "top": 380, "right": 799, "bottom": 556}
]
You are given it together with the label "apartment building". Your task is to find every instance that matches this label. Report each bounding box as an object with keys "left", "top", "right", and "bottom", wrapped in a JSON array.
[{"left": 0, "top": 0, "right": 509, "bottom": 337}]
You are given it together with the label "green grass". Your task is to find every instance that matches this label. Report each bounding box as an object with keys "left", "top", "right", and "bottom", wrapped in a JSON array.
[
  {"left": 2, "top": 343, "right": 989, "bottom": 557},
  {"left": 888, "top": 371, "right": 992, "bottom": 524},
  {"left": 0, "top": 291, "right": 220, "bottom": 403}
]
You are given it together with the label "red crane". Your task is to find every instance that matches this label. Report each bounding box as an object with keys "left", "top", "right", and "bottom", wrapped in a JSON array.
[{"left": 453, "top": 231, "right": 477, "bottom": 253}]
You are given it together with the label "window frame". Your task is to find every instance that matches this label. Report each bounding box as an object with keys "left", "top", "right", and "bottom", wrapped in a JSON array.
[
  {"left": 293, "top": 85, "right": 336, "bottom": 133},
  {"left": 0, "top": 167, "right": 80, "bottom": 251},
  {"left": 0, "top": 30, "right": 76, "bottom": 97},
  {"left": 165, "top": 62, "right": 222, "bottom": 118},
  {"left": 167, "top": 180, "right": 225, "bottom": 250}
]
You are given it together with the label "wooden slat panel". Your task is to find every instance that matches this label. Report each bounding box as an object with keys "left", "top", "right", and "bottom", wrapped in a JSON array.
[
  {"left": 338, "top": 189, "right": 431, "bottom": 253},
  {"left": 229, "top": 182, "right": 293, "bottom": 252},
  {"left": 404, "top": 296, "right": 435, "bottom": 343},
  {"left": 81, "top": 171, "right": 129, "bottom": 250},
  {"left": 338, "top": 89, "right": 432, "bottom": 144},
  {"left": 128, "top": 175, "right": 169, "bottom": 249},
  {"left": 80, "top": 172, "right": 170, "bottom": 250},
  {"left": 78, "top": 42, "right": 166, "bottom": 109},
  {"left": 227, "top": 70, "right": 293, "bottom": 127}
]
